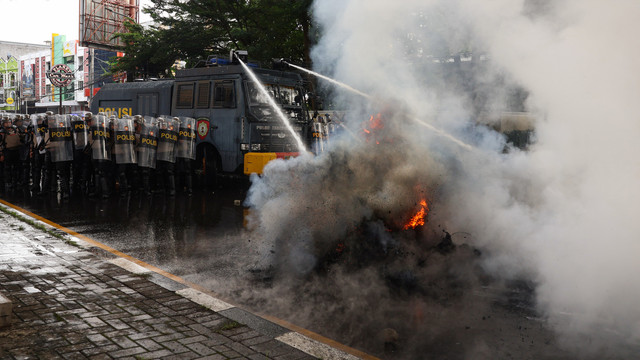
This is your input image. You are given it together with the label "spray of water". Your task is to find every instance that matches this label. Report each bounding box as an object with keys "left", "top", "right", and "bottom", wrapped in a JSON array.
[
  {"left": 288, "top": 61, "right": 473, "bottom": 150},
  {"left": 236, "top": 55, "right": 308, "bottom": 152},
  {"left": 286, "top": 61, "right": 372, "bottom": 99}
]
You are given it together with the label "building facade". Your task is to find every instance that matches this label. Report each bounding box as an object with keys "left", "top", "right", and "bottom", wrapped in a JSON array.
[
  {"left": 5, "top": 36, "right": 119, "bottom": 114},
  {"left": 0, "top": 55, "right": 18, "bottom": 111},
  {"left": 0, "top": 40, "right": 50, "bottom": 111}
]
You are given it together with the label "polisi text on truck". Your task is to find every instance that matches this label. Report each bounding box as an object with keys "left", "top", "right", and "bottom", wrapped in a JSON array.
[{"left": 98, "top": 107, "right": 133, "bottom": 118}]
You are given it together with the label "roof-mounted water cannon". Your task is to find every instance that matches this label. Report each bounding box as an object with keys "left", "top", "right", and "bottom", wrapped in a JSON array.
[
  {"left": 272, "top": 58, "right": 291, "bottom": 70},
  {"left": 230, "top": 50, "right": 248, "bottom": 64},
  {"left": 206, "top": 55, "right": 231, "bottom": 67}
]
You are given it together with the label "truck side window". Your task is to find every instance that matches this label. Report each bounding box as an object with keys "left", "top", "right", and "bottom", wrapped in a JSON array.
[
  {"left": 213, "top": 80, "right": 235, "bottom": 108},
  {"left": 196, "top": 82, "right": 210, "bottom": 108},
  {"left": 176, "top": 83, "right": 194, "bottom": 108}
]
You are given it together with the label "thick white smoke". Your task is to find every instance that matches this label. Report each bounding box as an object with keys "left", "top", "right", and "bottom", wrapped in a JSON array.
[
  {"left": 245, "top": 0, "right": 640, "bottom": 356},
  {"left": 460, "top": 0, "right": 640, "bottom": 349}
]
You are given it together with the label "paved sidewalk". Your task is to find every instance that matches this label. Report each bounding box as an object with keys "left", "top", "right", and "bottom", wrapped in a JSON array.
[{"left": 0, "top": 204, "right": 362, "bottom": 360}]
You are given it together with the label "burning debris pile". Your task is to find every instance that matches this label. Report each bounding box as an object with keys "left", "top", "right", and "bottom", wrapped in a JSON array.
[{"left": 244, "top": 107, "right": 454, "bottom": 276}]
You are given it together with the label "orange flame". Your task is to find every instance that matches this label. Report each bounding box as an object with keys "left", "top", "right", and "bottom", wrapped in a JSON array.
[
  {"left": 403, "top": 199, "right": 428, "bottom": 230},
  {"left": 362, "top": 113, "right": 384, "bottom": 140},
  {"left": 369, "top": 113, "right": 384, "bottom": 130}
]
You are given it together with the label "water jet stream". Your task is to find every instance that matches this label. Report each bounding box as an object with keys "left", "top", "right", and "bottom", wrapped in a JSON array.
[
  {"left": 286, "top": 62, "right": 372, "bottom": 99},
  {"left": 285, "top": 61, "right": 473, "bottom": 151}
]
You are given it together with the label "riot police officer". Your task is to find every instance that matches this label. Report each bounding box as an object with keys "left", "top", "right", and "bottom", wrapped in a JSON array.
[
  {"left": 47, "top": 114, "right": 74, "bottom": 199},
  {"left": 175, "top": 116, "right": 197, "bottom": 195},
  {"left": 135, "top": 115, "right": 158, "bottom": 196},
  {"left": 88, "top": 113, "right": 112, "bottom": 198},
  {"left": 31, "top": 114, "right": 47, "bottom": 194},
  {"left": 71, "top": 113, "right": 91, "bottom": 195},
  {"left": 155, "top": 116, "right": 179, "bottom": 196},
  {"left": 107, "top": 115, "right": 118, "bottom": 194},
  {"left": 12, "top": 115, "right": 30, "bottom": 190},
  {"left": 40, "top": 111, "right": 60, "bottom": 196},
  {"left": 311, "top": 114, "right": 324, "bottom": 155},
  {"left": 113, "top": 115, "right": 137, "bottom": 196},
  {"left": 2, "top": 115, "right": 22, "bottom": 191},
  {"left": 17, "top": 115, "right": 34, "bottom": 192}
]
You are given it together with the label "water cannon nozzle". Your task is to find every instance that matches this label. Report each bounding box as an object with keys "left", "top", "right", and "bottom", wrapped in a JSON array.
[
  {"left": 272, "top": 58, "right": 291, "bottom": 70},
  {"left": 230, "top": 50, "right": 249, "bottom": 64}
]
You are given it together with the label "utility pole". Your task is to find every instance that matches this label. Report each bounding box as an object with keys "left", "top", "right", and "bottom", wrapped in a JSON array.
[{"left": 89, "top": 48, "right": 94, "bottom": 110}]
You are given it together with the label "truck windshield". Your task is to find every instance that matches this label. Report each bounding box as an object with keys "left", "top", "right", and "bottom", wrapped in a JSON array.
[
  {"left": 247, "top": 82, "right": 302, "bottom": 107},
  {"left": 246, "top": 82, "right": 305, "bottom": 122}
]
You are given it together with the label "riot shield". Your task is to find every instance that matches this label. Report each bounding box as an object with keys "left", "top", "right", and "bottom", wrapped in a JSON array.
[
  {"left": 114, "top": 116, "right": 137, "bottom": 164},
  {"left": 16, "top": 118, "right": 31, "bottom": 161},
  {"left": 47, "top": 114, "right": 74, "bottom": 162},
  {"left": 176, "top": 117, "right": 196, "bottom": 160},
  {"left": 137, "top": 116, "right": 158, "bottom": 169},
  {"left": 31, "top": 114, "right": 47, "bottom": 155},
  {"left": 312, "top": 121, "right": 324, "bottom": 155},
  {"left": 71, "top": 114, "right": 89, "bottom": 150},
  {"left": 156, "top": 116, "right": 179, "bottom": 163},
  {"left": 90, "top": 114, "right": 111, "bottom": 161}
]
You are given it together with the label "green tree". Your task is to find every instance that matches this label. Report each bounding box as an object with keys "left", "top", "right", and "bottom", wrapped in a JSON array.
[
  {"left": 109, "top": 19, "right": 178, "bottom": 80},
  {"left": 112, "top": 0, "right": 314, "bottom": 74}
]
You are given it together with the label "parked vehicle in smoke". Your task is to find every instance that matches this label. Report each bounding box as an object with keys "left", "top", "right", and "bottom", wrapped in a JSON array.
[{"left": 90, "top": 52, "right": 312, "bottom": 186}]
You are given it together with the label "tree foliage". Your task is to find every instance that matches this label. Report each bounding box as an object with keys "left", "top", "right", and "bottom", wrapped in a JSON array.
[
  {"left": 109, "top": 20, "right": 177, "bottom": 80},
  {"left": 111, "top": 0, "right": 314, "bottom": 79}
]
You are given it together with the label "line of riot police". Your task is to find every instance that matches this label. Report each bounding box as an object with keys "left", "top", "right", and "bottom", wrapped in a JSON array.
[{"left": 0, "top": 111, "right": 197, "bottom": 199}]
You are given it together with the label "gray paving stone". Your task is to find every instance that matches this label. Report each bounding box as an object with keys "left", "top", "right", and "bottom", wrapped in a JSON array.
[
  {"left": 178, "top": 334, "right": 209, "bottom": 345},
  {"left": 87, "top": 333, "right": 113, "bottom": 346},
  {"left": 185, "top": 341, "right": 217, "bottom": 356},
  {"left": 135, "top": 338, "right": 164, "bottom": 351},
  {"left": 250, "top": 340, "right": 293, "bottom": 358},
  {"left": 232, "top": 341, "right": 266, "bottom": 357},
  {"left": 108, "top": 345, "right": 146, "bottom": 358},
  {"left": 159, "top": 340, "right": 190, "bottom": 353},
  {"left": 0, "top": 207, "right": 329, "bottom": 360},
  {"left": 197, "top": 354, "right": 227, "bottom": 360},
  {"left": 81, "top": 344, "right": 121, "bottom": 357}
]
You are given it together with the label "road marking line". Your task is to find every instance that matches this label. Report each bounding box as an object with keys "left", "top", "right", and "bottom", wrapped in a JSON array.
[
  {"left": 176, "top": 288, "right": 235, "bottom": 312},
  {"left": 277, "top": 332, "right": 362, "bottom": 360},
  {"left": 109, "top": 258, "right": 153, "bottom": 274}
]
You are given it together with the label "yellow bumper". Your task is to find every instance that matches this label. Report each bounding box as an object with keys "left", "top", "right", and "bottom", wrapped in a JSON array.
[
  {"left": 243, "top": 152, "right": 300, "bottom": 175},
  {"left": 244, "top": 152, "right": 277, "bottom": 175}
]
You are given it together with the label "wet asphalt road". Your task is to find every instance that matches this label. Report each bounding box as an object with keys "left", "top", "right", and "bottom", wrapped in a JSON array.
[
  {"left": 2, "top": 186, "right": 633, "bottom": 360},
  {"left": 1, "top": 187, "right": 251, "bottom": 281}
]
